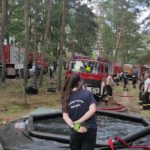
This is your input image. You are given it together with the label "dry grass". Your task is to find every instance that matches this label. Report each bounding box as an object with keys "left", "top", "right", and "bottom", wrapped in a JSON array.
[
  {"left": 0, "top": 77, "right": 150, "bottom": 124},
  {"left": 113, "top": 81, "right": 150, "bottom": 119},
  {"left": 0, "top": 74, "right": 62, "bottom": 122}
]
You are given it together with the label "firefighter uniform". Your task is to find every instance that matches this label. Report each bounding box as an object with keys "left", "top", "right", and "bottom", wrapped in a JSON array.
[{"left": 143, "top": 74, "right": 150, "bottom": 110}]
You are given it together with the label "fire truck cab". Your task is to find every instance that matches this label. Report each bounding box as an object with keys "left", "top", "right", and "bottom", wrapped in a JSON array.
[{"left": 66, "top": 56, "right": 111, "bottom": 101}]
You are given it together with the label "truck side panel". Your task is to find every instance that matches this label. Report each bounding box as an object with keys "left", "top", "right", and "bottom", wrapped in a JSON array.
[{"left": 10, "top": 46, "right": 25, "bottom": 65}]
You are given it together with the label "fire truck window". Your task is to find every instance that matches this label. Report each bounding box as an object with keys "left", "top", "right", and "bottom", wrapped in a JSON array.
[
  {"left": 69, "top": 61, "right": 75, "bottom": 72},
  {"left": 69, "top": 60, "right": 100, "bottom": 74},
  {"left": 91, "top": 63, "right": 100, "bottom": 74},
  {"left": 69, "top": 60, "right": 84, "bottom": 72}
]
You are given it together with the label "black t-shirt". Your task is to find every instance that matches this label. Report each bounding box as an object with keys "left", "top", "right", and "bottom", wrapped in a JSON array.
[{"left": 68, "top": 89, "right": 97, "bottom": 129}]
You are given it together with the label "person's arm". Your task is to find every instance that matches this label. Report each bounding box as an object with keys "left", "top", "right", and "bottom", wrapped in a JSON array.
[
  {"left": 75, "top": 103, "right": 96, "bottom": 123},
  {"left": 111, "top": 77, "right": 114, "bottom": 86},
  {"left": 141, "top": 84, "right": 144, "bottom": 93},
  {"left": 63, "top": 112, "right": 87, "bottom": 133},
  {"left": 144, "top": 83, "right": 150, "bottom": 93},
  {"left": 63, "top": 112, "right": 73, "bottom": 128}
]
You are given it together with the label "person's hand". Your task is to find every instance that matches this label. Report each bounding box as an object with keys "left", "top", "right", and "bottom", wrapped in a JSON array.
[
  {"left": 72, "top": 122, "right": 87, "bottom": 133},
  {"left": 77, "top": 126, "right": 87, "bottom": 133}
]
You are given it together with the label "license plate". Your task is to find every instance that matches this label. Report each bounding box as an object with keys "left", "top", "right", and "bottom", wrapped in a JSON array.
[
  {"left": 91, "top": 88, "right": 99, "bottom": 94},
  {"left": 15, "top": 64, "right": 24, "bottom": 69},
  {"left": 86, "top": 87, "right": 99, "bottom": 94}
]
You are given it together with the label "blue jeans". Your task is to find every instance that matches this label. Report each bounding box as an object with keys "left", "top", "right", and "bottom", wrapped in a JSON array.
[{"left": 70, "top": 128, "right": 97, "bottom": 150}]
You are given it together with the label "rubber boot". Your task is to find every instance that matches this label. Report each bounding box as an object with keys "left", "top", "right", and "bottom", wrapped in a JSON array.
[
  {"left": 138, "top": 100, "right": 143, "bottom": 105},
  {"left": 143, "top": 104, "right": 148, "bottom": 110}
]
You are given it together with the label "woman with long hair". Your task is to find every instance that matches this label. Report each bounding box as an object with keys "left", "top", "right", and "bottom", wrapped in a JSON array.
[{"left": 61, "top": 73, "right": 97, "bottom": 150}]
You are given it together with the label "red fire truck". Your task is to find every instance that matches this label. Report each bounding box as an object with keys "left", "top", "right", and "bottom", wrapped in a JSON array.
[
  {"left": 0, "top": 45, "right": 25, "bottom": 77},
  {"left": 0, "top": 45, "right": 48, "bottom": 78},
  {"left": 139, "top": 65, "right": 150, "bottom": 77},
  {"left": 113, "top": 63, "right": 123, "bottom": 77},
  {"left": 28, "top": 51, "right": 48, "bottom": 75},
  {"left": 65, "top": 55, "right": 111, "bottom": 100},
  {"left": 122, "top": 64, "right": 150, "bottom": 79}
]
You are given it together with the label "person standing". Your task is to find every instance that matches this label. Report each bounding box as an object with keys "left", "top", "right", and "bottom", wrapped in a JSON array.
[
  {"left": 100, "top": 78, "right": 108, "bottom": 103},
  {"left": 61, "top": 74, "right": 97, "bottom": 150},
  {"left": 123, "top": 73, "right": 128, "bottom": 91},
  {"left": 120, "top": 71, "right": 124, "bottom": 82},
  {"left": 115, "top": 73, "right": 120, "bottom": 86},
  {"left": 132, "top": 71, "right": 138, "bottom": 89},
  {"left": 49, "top": 64, "right": 54, "bottom": 79},
  {"left": 106, "top": 74, "right": 114, "bottom": 96},
  {"left": 143, "top": 72, "right": 150, "bottom": 109},
  {"left": 138, "top": 75, "right": 145, "bottom": 105}
]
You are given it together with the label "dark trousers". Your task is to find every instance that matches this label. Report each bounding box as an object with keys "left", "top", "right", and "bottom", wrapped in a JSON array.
[
  {"left": 123, "top": 80, "right": 128, "bottom": 90},
  {"left": 139, "top": 91, "right": 144, "bottom": 101},
  {"left": 132, "top": 79, "right": 137, "bottom": 88},
  {"left": 143, "top": 92, "right": 150, "bottom": 104},
  {"left": 106, "top": 85, "right": 113, "bottom": 96},
  {"left": 50, "top": 71, "right": 54, "bottom": 79},
  {"left": 70, "top": 129, "right": 97, "bottom": 150}
]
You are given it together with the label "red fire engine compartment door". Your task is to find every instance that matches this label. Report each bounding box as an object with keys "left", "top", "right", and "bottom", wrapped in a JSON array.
[{"left": 0, "top": 45, "right": 10, "bottom": 64}]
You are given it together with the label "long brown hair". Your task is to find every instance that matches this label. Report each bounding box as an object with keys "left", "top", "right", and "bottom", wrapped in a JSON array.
[{"left": 61, "top": 74, "right": 81, "bottom": 112}]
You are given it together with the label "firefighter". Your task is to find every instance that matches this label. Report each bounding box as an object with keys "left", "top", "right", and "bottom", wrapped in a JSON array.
[
  {"left": 49, "top": 64, "right": 54, "bottom": 79},
  {"left": 100, "top": 78, "right": 108, "bottom": 103},
  {"left": 85, "top": 65, "right": 91, "bottom": 72},
  {"left": 138, "top": 74, "right": 145, "bottom": 105},
  {"left": 123, "top": 73, "right": 128, "bottom": 91},
  {"left": 132, "top": 71, "right": 138, "bottom": 89},
  {"left": 143, "top": 72, "right": 150, "bottom": 110},
  {"left": 61, "top": 73, "right": 97, "bottom": 150},
  {"left": 106, "top": 74, "right": 114, "bottom": 96}
]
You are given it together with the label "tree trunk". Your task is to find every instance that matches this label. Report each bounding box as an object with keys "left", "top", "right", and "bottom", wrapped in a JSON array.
[
  {"left": 57, "top": 0, "right": 67, "bottom": 91},
  {"left": 32, "top": 0, "right": 39, "bottom": 87},
  {"left": 39, "top": 0, "right": 52, "bottom": 87},
  {"left": 24, "top": 0, "right": 30, "bottom": 104},
  {"left": 44, "top": 0, "right": 52, "bottom": 52},
  {"left": 1, "top": 0, "right": 7, "bottom": 83},
  {"left": 114, "top": 27, "right": 122, "bottom": 63},
  {"left": 98, "top": 0, "right": 104, "bottom": 57},
  {"left": 0, "top": 37, "right": 3, "bottom": 80}
]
